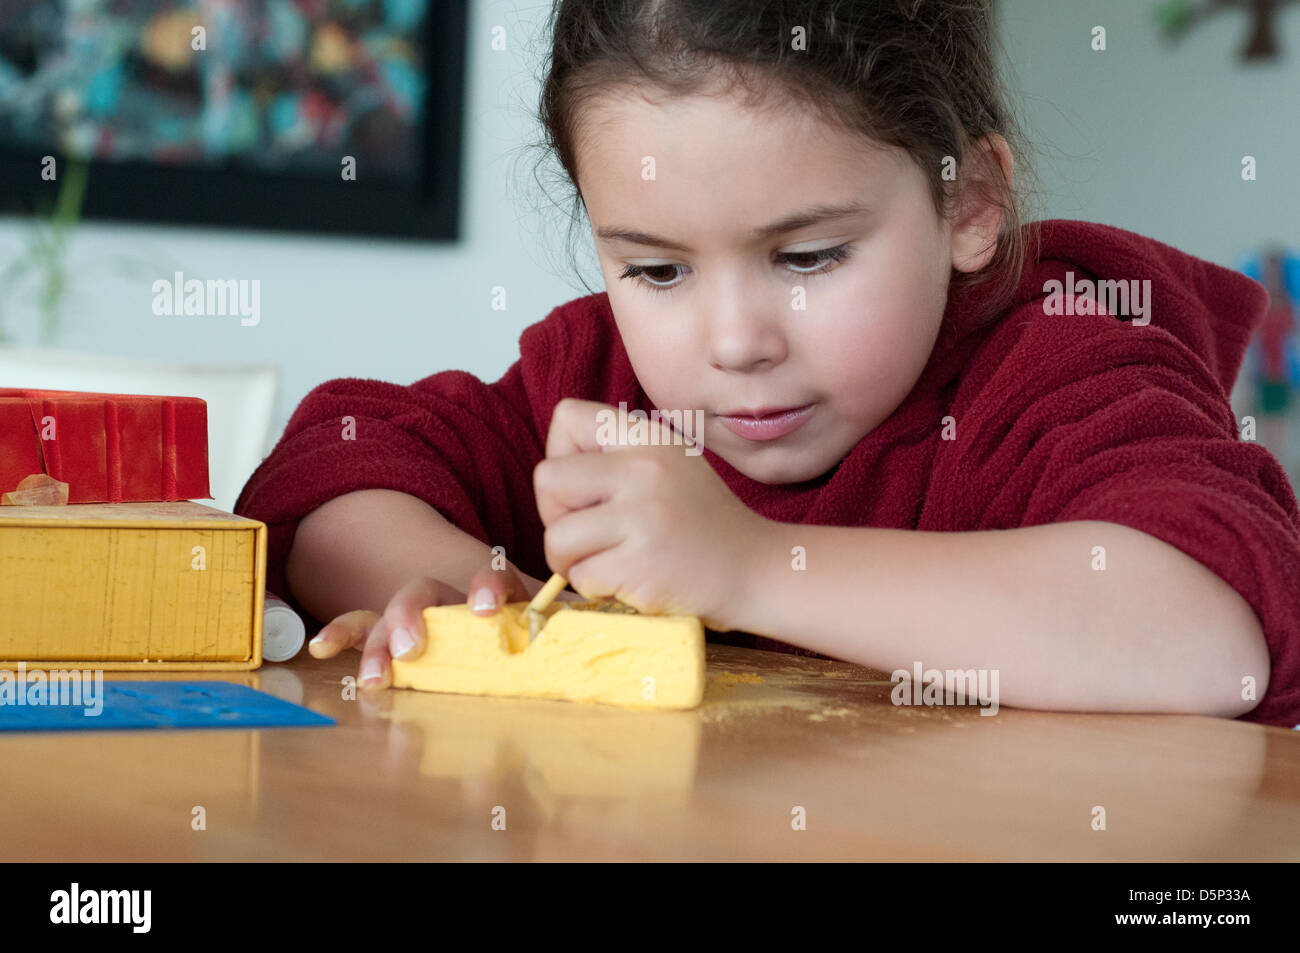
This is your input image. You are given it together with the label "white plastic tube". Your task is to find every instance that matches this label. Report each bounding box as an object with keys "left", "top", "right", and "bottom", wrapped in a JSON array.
[{"left": 262, "top": 593, "right": 306, "bottom": 662}]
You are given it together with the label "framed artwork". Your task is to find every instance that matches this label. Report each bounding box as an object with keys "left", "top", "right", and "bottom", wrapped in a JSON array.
[{"left": 0, "top": 0, "right": 466, "bottom": 240}]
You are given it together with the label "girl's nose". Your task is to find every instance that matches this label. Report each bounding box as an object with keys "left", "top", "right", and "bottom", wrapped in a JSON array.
[{"left": 704, "top": 292, "right": 789, "bottom": 373}]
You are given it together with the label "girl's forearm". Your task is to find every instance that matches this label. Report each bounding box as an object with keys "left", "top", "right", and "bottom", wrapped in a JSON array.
[
  {"left": 735, "top": 519, "right": 1269, "bottom": 717},
  {"left": 285, "top": 488, "right": 543, "bottom": 620}
]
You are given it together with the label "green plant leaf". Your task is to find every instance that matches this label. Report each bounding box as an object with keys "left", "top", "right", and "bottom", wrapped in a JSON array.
[
  {"left": 53, "top": 157, "right": 89, "bottom": 228},
  {"left": 1153, "top": 0, "right": 1199, "bottom": 36}
]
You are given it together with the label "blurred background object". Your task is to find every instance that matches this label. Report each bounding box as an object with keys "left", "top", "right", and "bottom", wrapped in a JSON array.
[
  {"left": 0, "top": 154, "right": 86, "bottom": 346},
  {"left": 1237, "top": 247, "right": 1300, "bottom": 482},
  {"left": 0, "top": 0, "right": 465, "bottom": 238},
  {"left": 1152, "top": 0, "right": 1299, "bottom": 61}
]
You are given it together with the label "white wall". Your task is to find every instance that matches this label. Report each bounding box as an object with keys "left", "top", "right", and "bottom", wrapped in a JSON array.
[
  {"left": 2, "top": 0, "right": 1296, "bottom": 502},
  {"left": 997, "top": 0, "right": 1300, "bottom": 260}
]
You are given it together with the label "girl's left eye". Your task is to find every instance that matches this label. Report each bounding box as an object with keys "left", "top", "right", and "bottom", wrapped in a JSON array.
[
  {"left": 778, "top": 243, "right": 854, "bottom": 274},
  {"left": 617, "top": 243, "right": 854, "bottom": 295}
]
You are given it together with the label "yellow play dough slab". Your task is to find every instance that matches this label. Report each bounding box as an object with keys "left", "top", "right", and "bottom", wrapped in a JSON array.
[{"left": 390, "top": 599, "right": 705, "bottom": 709}]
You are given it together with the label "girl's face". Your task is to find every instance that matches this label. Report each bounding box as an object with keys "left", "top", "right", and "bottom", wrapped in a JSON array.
[{"left": 576, "top": 84, "right": 1002, "bottom": 484}]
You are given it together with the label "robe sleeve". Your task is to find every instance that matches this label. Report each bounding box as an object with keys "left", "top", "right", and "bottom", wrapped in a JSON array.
[
  {"left": 233, "top": 360, "right": 548, "bottom": 613},
  {"left": 927, "top": 312, "right": 1300, "bottom": 727}
]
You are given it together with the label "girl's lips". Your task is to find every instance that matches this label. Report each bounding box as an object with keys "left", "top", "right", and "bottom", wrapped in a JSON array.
[{"left": 717, "top": 404, "right": 815, "bottom": 441}]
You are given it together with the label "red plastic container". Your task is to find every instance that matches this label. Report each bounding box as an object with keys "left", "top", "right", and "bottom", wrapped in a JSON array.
[{"left": 0, "top": 389, "right": 210, "bottom": 503}]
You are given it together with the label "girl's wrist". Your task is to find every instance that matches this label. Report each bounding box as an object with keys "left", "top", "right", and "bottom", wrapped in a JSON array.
[{"left": 720, "top": 515, "right": 785, "bottom": 635}]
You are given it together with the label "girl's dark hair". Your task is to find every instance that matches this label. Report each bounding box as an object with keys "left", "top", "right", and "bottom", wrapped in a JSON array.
[{"left": 532, "top": 0, "right": 1041, "bottom": 321}]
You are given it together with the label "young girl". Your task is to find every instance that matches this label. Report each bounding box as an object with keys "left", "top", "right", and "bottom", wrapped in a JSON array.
[{"left": 235, "top": 0, "right": 1299, "bottom": 726}]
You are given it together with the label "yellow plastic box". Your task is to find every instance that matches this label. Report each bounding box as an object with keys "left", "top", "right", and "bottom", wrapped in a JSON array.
[{"left": 0, "top": 501, "right": 266, "bottom": 669}]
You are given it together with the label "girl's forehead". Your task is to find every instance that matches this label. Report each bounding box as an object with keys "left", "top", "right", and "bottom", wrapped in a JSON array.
[
  {"left": 575, "top": 88, "right": 893, "bottom": 173},
  {"left": 580, "top": 78, "right": 831, "bottom": 131}
]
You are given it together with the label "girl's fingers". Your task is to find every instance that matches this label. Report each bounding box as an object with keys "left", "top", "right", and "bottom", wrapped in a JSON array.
[
  {"left": 541, "top": 502, "right": 624, "bottom": 582},
  {"left": 358, "top": 616, "right": 393, "bottom": 690},
  {"left": 533, "top": 452, "right": 617, "bottom": 527},
  {"left": 309, "top": 609, "right": 380, "bottom": 658},
  {"left": 544, "top": 398, "right": 615, "bottom": 460},
  {"left": 466, "top": 562, "right": 530, "bottom": 616},
  {"left": 384, "top": 577, "right": 466, "bottom": 661}
]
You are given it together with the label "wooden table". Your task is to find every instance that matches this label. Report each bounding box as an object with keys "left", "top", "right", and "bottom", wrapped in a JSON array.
[{"left": 3, "top": 644, "right": 1298, "bottom": 861}]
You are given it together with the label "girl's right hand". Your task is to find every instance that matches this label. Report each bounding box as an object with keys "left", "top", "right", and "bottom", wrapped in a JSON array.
[{"left": 308, "top": 562, "right": 539, "bottom": 689}]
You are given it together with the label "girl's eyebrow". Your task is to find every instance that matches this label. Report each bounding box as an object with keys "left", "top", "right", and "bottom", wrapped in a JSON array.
[{"left": 595, "top": 201, "right": 871, "bottom": 253}]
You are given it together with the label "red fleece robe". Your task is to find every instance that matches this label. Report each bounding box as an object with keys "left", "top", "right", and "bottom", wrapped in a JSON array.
[{"left": 235, "top": 219, "right": 1300, "bottom": 728}]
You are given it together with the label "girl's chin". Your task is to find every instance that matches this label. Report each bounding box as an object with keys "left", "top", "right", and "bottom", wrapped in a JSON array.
[{"left": 721, "top": 447, "right": 839, "bottom": 486}]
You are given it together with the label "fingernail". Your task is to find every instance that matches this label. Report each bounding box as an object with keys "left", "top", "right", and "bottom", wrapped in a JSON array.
[
  {"left": 360, "top": 658, "right": 383, "bottom": 685},
  {"left": 309, "top": 633, "right": 327, "bottom": 647},
  {"left": 391, "top": 626, "right": 416, "bottom": 659},
  {"left": 471, "top": 587, "right": 496, "bottom": 612}
]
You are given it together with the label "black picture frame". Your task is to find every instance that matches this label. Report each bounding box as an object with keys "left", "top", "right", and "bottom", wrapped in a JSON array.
[{"left": 0, "top": 1, "right": 467, "bottom": 242}]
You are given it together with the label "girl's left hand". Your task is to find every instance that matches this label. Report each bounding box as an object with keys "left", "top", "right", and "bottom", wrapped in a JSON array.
[{"left": 533, "top": 398, "right": 769, "bottom": 629}]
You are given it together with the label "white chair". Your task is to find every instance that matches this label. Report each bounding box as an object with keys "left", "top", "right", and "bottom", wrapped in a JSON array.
[{"left": 0, "top": 347, "right": 276, "bottom": 513}]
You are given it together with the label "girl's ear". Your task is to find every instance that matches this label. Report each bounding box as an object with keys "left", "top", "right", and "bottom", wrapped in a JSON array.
[{"left": 949, "top": 134, "right": 1014, "bottom": 274}]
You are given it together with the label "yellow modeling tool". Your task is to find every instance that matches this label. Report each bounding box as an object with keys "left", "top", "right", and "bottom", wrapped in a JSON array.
[{"left": 523, "top": 572, "right": 569, "bottom": 642}]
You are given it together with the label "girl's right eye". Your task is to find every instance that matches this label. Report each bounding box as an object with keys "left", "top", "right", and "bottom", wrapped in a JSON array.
[{"left": 617, "top": 263, "right": 687, "bottom": 293}]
